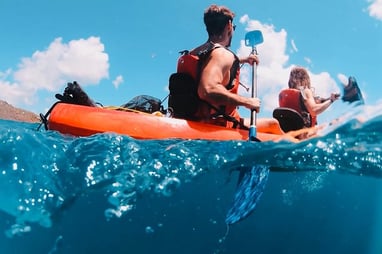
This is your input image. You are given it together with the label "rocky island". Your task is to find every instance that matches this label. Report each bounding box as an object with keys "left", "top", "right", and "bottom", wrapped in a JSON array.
[{"left": 0, "top": 100, "right": 40, "bottom": 123}]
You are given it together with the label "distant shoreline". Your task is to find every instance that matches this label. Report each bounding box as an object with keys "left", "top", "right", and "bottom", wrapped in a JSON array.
[{"left": 0, "top": 100, "right": 40, "bottom": 123}]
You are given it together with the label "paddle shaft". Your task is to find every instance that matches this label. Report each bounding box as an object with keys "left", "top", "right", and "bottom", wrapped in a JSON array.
[
  {"left": 249, "top": 46, "right": 258, "bottom": 141},
  {"left": 250, "top": 54, "right": 257, "bottom": 126}
]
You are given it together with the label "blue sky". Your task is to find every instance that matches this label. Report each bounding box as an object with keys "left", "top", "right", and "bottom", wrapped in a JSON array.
[{"left": 0, "top": 0, "right": 381, "bottom": 123}]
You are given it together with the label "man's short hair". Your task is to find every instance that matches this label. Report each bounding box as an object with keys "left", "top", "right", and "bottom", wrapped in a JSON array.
[{"left": 204, "top": 5, "right": 235, "bottom": 36}]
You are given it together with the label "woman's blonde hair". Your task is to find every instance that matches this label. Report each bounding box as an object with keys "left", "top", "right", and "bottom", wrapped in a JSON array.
[{"left": 288, "top": 67, "right": 311, "bottom": 89}]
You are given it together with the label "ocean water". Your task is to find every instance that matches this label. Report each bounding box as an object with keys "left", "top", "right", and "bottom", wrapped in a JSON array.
[{"left": 1, "top": 103, "right": 382, "bottom": 254}]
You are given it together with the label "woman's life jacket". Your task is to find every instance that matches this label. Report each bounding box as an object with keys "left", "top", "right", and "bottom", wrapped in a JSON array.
[
  {"left": 278, "top": 88, "right": 317, "bottom": 127},
  {"left": 168, "top": 44, "right": 242, "bottom": 128}
]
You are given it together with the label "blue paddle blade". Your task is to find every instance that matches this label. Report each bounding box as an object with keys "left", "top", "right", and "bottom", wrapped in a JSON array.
[
  {"left": 225, "top": 165, "right": 269, "bottom": 225},
  {"left": 245, "top": 30, "right": 264, "bottom": 47}
]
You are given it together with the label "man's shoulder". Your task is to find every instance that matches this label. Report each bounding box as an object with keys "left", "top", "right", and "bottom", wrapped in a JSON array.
[{"left": 210, "top": 47, "right": 235, "bottom": 59}]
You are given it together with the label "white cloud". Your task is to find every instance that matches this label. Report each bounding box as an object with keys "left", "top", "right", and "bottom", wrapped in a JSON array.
[
  {"left": 112, "top": 75, "right": 124, "bottom": 89},
  {"left": 238, "top": 15, "right": 339, "bottom": 113},
  {"left": 239, "top": 16, "right": 289, "bottom": 67},
  {"left": 0, "top": 69, "right": 12, "bottom": 79},
  {"left": 291, "top": 39, "right": 298, "bottom": 53},
  {"left": 0, "top": 37, "right": 109, "bottom": 107},
  {"left": 304, "top": 57, "right": 312, "bottom": 65},
  {"left": 309, "top": 71, "right": 340, "bottom": 97},
  {"left": 337, "top": 73, "right": 349, "bottom": 86},
  {"left": 368, "top": 0, "right": 382, "bottom": 20}
]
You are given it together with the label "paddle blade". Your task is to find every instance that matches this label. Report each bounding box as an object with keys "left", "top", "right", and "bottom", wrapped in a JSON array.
[
  {"left": 342, "top": 76, "right": 364, "bottom": 105},
  {"left": 245, "top": 30, "right": 264, "bottom": 47},
  {"left": 225, "top": 165, "right": 269, "bottom": 225}
]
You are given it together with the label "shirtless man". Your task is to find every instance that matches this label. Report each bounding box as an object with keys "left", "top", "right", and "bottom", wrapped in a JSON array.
[{"left": 193, "top": 4, "right": 283, "bottom": 134}]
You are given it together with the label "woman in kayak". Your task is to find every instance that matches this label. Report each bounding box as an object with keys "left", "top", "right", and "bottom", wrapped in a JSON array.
[{"left": 279, "top": 66, "right": 340, "bottom": 128}]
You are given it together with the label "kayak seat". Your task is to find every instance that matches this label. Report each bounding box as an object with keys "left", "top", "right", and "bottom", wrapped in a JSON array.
[{"left": 272, "top": 107, "right": 305, "bottom": 132}]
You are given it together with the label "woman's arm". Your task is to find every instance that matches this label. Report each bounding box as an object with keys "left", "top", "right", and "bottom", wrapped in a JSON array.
[{"left": 302, "top": 88, "right": 337, "bottom": 116}]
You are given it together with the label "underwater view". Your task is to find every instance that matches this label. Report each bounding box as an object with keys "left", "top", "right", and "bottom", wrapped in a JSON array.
[{"left": 1, "top": 103, "right": 382, "bottom": 254}]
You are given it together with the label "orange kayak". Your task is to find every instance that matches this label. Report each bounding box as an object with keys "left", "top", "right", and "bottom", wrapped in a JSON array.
[{"left": 47, "top": 103, "right": 305, "bottom": 142}]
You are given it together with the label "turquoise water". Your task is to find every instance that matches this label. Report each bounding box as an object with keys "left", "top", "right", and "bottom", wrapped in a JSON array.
[{"left": 1, "top": 103, "right": 382, "bottom": 254}]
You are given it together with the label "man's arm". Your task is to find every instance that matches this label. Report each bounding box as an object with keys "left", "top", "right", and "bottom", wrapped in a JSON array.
[
  {"left": 239, "top": 54, "right": 259, "bottom": 65},
  {"left": 198, "top": 48, "right": 260, "bottom": 111}
]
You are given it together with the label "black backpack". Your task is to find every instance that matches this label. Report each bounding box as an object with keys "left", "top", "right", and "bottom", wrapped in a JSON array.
[
  {"left": 168, "top": 48, "right": 217, "bottom": 119},
  {"left": 121, "top": 95, "right": 165, "bottom": 114},
  {"left": 168, "top": 71, "right": 199, "bottom": 119}
]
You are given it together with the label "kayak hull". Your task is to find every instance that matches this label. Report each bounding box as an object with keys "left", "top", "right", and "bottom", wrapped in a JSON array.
[{"left": 47, "top": 103, "right": 285, "bottom": 142}]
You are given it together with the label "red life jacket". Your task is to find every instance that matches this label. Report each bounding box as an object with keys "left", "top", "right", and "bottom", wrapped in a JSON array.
[
  {"left": 172, "top": 45, "right": 242, "bottom": 128},
  {"left": 278, "top": 88, "right": 317, "bottom": 127}
]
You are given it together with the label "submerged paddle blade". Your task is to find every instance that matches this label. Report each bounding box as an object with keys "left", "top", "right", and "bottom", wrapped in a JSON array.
[
  {"left": 342, "top": 76, "right": 364, "bottom": 105},
  {"left": 225, "top": 165, "right": 269, "bottom": 225},
  {"left": 245, "top": 30, "right": 264, "bottom": 47}
]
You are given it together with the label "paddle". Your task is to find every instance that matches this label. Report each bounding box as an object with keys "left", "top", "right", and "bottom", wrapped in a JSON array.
[
  {"left": 245, "top": 30, "right": 264, "bottom": 141},
  {"left": 342, "top": 76, "right": 364, "bottom": 105},
  {"left": 225, "top": 30, "right": 269, "bottom": 225}
]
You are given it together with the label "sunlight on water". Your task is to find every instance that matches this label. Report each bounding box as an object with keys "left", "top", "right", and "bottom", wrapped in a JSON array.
[{"left": 300, "top": 172, "right": 326, "bottom": 192}]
